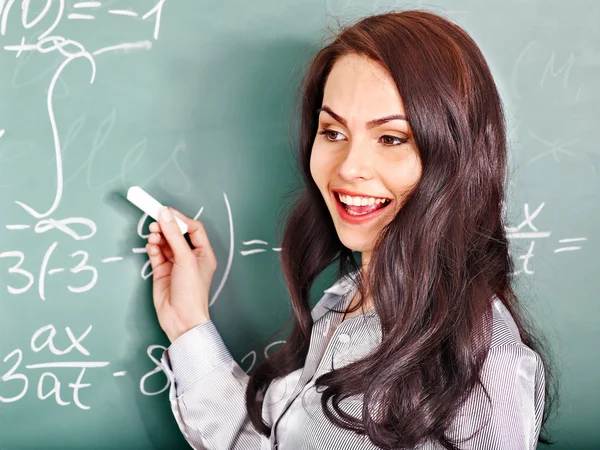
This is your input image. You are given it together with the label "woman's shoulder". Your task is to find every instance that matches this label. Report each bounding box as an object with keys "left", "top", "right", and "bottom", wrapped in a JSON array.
[
  {"left": 447, "top": 298, "right": 546, "bottom": 449},
  {"left": 487, "top": 297, "right": 545, "bottom": 378},
  {"left": 490, "top": 297, "right": 530, "bottom": 346}
]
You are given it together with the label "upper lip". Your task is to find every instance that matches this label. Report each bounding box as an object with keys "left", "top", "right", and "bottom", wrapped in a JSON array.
[{"left": 332, "top": 188, "right": 392, "bottom": 200}]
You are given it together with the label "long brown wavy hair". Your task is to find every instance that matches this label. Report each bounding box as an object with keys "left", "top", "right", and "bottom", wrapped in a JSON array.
[{"left": 245, "top": 9, "right": 558, "bottom": 449}]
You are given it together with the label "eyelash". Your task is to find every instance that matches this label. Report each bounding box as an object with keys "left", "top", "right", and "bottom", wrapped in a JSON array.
[{"left": 317, "top": 129, "right": 408, "bottom": 146}]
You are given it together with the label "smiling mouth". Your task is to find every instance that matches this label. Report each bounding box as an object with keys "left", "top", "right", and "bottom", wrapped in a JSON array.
[{"left": 333, "top": 192, "right": 392, "bottom": 217}]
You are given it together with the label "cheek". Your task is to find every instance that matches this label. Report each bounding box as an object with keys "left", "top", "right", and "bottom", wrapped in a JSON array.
[
  {"left": 383, "top": 157, "right": 422, "bottom": 201},
  {"left": 404, "top": 153, "right": 423, "bottom": 189},
  {"left": 309, "top": 146, "right": 329, "bottom": 189},
  {"left": 309, "top": 152, "right": 319, "bottom": 188}
]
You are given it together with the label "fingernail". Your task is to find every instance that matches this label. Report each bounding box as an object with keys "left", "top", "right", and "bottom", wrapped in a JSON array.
[{"left": 160, "top": 206, "right": 173, "bottom": 222}]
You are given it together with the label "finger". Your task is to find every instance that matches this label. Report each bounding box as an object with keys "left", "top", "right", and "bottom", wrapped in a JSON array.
[
  {"left": 149, "top": 221, "right": 160, "bottom": 233},
  {"left": 158, "top": 206, "right": 193, "bottom": 265},
  {"left": 146, "top": 242, "right": 167, "bottom": 271},
  {"left": 147, "top": 232, "right": 161, "bottom": 245},
  {"left": 156, "top": 234, "right": 175, "bottom": 261},
  {"left": 147, "top": 232, "right": 174, "bottom": 262},
  {"left": 146, "top": 243, "right": 173, "bottom": 306},
  {"left": 171, "top": 209, "right": 213, "bottom": 253}
]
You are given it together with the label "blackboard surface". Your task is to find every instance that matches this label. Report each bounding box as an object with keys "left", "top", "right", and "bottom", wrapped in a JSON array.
[{"left": 0, "top": 0, "right": 597, "bottom": 448}]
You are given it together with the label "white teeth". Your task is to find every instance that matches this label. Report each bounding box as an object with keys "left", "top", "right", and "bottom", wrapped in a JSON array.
[{"left": 338, "top": 194, "right": 390, "bottom": 206}]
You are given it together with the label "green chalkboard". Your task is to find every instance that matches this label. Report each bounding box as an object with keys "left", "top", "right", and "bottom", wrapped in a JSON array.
[{"left": 0, "top": 0, "right": 597, "bottom": 449}]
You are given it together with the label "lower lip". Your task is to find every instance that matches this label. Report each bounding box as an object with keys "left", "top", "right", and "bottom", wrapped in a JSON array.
[{"left": 333, "top": 192, "right": 391, "bottom": 225}]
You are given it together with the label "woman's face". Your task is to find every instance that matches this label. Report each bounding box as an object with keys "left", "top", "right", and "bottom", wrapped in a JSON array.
[{"left": 310, "top": 53, "right": 422, "bottom": 255}]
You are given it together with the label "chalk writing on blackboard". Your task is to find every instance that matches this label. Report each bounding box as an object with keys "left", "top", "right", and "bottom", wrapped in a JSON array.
[
  {"left": 507, "top": 202, "right": 587, "bottom": 276},
  {"left": 0, "top": 245, "right": 106, "bottom": 299},
  {"left": 0, "top": 324, "right": 106, "bottom": 409},
  {"left": 240, "top": 240, "right": 282, "bottom": 256},
  {"left": 1, "top": 0, "right": 164, "bottom": 218},
  {"left": 140, "top": 345, "right": 169, "bottom": 396},
  {"left": 0, "top": 0, "right": 173, "bottom": 408},
  {"left": 138, "top": 339, "right": 289, "bottom": 398}
]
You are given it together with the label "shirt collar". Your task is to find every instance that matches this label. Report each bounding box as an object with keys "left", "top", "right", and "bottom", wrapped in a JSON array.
[
  {"left": 323, "top": 269, "right": 361, "bottom": 296},
  {"left": 309, "top": 270, "right": 359, "bottom": 322}
]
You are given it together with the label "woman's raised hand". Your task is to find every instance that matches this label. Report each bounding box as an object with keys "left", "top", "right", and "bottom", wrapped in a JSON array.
[{"left": 146, "top": 207, "right": 216, "bottom": 343}]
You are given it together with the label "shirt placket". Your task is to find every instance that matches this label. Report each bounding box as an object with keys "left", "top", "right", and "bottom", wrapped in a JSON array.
[{"left": 270, "top": 296, "right": 354, "bottom": 449}]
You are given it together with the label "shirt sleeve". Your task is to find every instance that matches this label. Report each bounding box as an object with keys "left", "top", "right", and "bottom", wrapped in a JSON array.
[
  {"left": 447, "top": 343, "right": 546, "bottom": 449},
  {"left": 160, "top": 320, "right": 270, "bottom": 450}
]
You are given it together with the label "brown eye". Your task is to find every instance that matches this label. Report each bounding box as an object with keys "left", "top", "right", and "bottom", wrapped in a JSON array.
[
  {"left": 381, "top": 135, "right": 408, "bottom": 146},
  {"left": 317, "top": 129, "right": 345, "bottom": 142}
]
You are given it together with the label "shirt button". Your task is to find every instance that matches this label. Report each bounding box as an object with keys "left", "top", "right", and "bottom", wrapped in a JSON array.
[{"left": 338, "top": 333, "right": 350, "bottom": 343}]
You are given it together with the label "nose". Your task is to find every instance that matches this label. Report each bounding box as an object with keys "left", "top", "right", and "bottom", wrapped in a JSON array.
[{"left": 337, "top": 137, "right": 373, "bottom": 182}]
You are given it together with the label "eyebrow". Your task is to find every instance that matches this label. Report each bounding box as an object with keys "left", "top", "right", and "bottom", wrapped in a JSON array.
[{"left": 316, "top": 105, "right": 408, "bottom": 129}]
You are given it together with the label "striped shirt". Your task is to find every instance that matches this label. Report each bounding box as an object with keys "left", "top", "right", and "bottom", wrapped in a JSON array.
[{"left": 160, "top": 272, "right": 546, "bottom": 449}]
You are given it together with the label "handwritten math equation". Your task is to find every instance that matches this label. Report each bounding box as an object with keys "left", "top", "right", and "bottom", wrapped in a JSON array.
[
  {"left": 0, "top": 323, "right": 170, "bottom": 409},
  {"left": 0, "top": 321, "right": 286, "bottom": 410},
  {"left": 0, "top": 0, "right": 175, "bottom": 409},
  {"left": 0, "top": 185, "right": 265, "bottom": 408},
  {"left": 0, "top": 0, "right": 166, "bottom": 222},
  {"left": 506, "top": 202, "right": 587, "bottom": 276}
]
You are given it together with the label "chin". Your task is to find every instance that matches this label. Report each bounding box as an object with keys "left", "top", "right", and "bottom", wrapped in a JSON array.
[{"left": 337, "top": 234, "right": 371, "bottom": 254}]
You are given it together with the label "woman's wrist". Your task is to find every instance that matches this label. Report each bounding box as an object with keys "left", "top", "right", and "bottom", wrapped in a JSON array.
[{"left": 168, "top": 316, "right": 211, "bottom": 343}]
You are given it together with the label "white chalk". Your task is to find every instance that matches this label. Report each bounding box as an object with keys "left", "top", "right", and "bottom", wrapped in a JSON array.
[{"left": 127, "top": 186, "right": 188, "bottom": 235}]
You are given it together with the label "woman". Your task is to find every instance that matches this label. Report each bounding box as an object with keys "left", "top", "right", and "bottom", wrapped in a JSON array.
[{"left": 145, "top": 9, "right": 556, "bottom": 450}]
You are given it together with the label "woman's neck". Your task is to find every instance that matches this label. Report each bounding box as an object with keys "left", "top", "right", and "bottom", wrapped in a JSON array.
[{"left": 343, "top": 290, "right": 374, "bottom": 321}]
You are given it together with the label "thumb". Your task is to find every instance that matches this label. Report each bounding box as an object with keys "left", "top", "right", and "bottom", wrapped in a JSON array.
[{"left": 158, "top": 206, "right": 193, "bottom": 266}]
